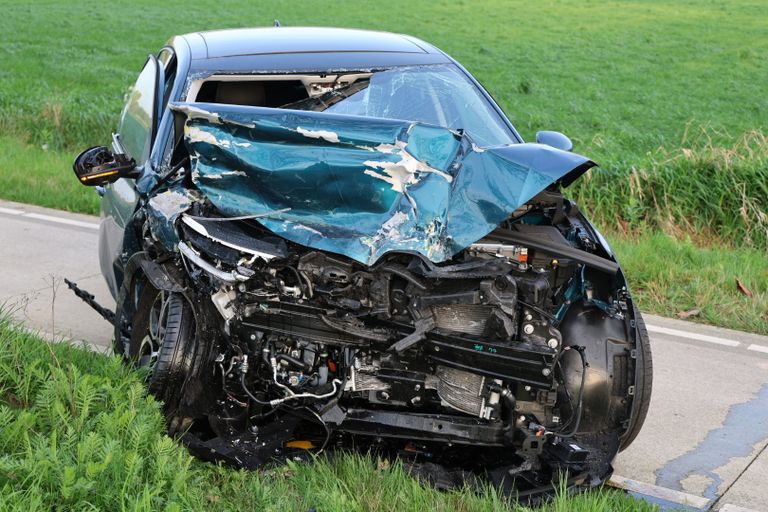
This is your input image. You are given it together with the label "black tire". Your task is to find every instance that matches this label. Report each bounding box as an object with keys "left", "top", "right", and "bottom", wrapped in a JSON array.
[
  {"left": 127, "top": 282, "right": 197, "bottom": 414},
  {"left": 619, "top": 306, "right": 653, "bottom": 451}
]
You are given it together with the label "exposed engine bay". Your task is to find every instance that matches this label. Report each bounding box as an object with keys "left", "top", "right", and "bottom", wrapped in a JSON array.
[{"left": 92, "top": 181, "right": 648, "bottom": 497}]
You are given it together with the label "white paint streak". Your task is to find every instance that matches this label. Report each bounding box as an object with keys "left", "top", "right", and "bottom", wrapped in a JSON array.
[
  {"left": 747, "top": 344, "right": 768, "bottom": 354},
  {"left": 423, "top": 218, "right": 447, "bottom": 259},
  {"left": 296, "top": 127, "right": 340, "bottom": 143},
  {"left": 288, "top": 222, "right": 323, "bottom": 235},
  {"left": 174, "top": 104, "right": 222, "bottom": 124},
  {"left": 381, "top": 211, "right": 409, "bottom": 232},
  {"left": 199, "top": 169, "right": 248, "bottom": 180},
  {"left": 363, "top": 166, "right": 416, "bottom": 193},
  {"left": 360, "top": 211, "right": 418, "bottom": 260},
  {"left": 226, "top": 118, "right": 256, "bottom": 129},
  {"left": 353, "top": 143, "right": 398, "bottom": 153},
  {"left": 645, "top": 324, "right": 741, "bottom": 347},
  {"left": 374, "top": 143, "right": 398, "bottom": 154},
  {"left": 186, "top": 125, "right": 231, "bottom": 148},
  {"left": 363, "top": 141, "right": 453, "bottom": 193}
]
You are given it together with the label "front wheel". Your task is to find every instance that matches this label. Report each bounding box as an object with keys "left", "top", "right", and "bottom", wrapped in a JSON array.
[
  {"left": 619, "top": 306, "right": 653, "bottom": 451},
  {"left": 126, "top": 282, "right": 197, "bottom": 414}
]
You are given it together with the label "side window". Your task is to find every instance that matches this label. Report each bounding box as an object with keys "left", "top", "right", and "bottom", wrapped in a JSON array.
[{"left": 117, "top": 56, "right": 160, "bottom": 165}]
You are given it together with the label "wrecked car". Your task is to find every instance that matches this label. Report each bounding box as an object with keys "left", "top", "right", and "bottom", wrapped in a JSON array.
[{"left": 69, "top": 27, "right": 652, "bottom": 497}]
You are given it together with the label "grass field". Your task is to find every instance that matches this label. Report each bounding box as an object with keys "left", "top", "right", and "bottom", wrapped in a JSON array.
[
  {"left": 3, "top": 1, "right": 767, "bottom": 157},
  {"left": 1, "top": 3, "right": 765, "bottom": 506},
  {"left": 0, "top": 316, "right": 656, "bottom": 511},
  {"left": 0, "top": 4, "right": 765, "bottom": 318},
  {"left": 613, "top": 232, "right": 768, "bottom": 334}
]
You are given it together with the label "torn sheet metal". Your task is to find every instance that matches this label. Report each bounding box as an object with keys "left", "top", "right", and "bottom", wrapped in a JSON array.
[
  {"left": 147, "top": 187, "right": 202, "bottom": 250},
  {"left": 172, "top": 102, "right": 594, "bottom": 265}
]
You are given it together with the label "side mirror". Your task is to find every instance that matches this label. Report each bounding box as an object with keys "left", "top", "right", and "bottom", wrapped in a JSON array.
[
  {"left": 535, "top": 131, "right": 573, "bottom": 152},
  {"left": 72, "top": 139, "right": 137, "bottom": 186}
]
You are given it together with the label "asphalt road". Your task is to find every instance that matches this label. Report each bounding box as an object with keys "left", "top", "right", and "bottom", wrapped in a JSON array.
[{"left": 1, "top": 199, "right": 767, "bottom": 511}]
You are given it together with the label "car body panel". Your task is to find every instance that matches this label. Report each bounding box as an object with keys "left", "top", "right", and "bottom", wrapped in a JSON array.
[{"left": 174, "top": 101, "right": 594, "bottom": 265}]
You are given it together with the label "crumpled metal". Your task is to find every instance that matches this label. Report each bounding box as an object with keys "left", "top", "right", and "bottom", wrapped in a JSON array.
[{"left": 171, "top": 102, "right": 594, "bottom": 265}]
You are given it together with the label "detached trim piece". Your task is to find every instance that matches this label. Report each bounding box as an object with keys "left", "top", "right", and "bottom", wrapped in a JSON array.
[
  {"left": 178, "top": 241, "right": 250, "bottom": 282},
  {"left": 181, "top": 214, "right": 286, "bottom": 261}
]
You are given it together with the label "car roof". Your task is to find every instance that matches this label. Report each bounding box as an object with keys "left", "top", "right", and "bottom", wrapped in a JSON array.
[{"left": 179, "top": 27, "right": 452, "bottom": 73}]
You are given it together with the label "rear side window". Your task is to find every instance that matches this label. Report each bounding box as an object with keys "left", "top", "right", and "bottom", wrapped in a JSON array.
[
  {"left": 118, "top": 57, "right": 159, "bottom": 164},
  {"left": 195, "top": 80, "right": 308, "bottom": 107}
]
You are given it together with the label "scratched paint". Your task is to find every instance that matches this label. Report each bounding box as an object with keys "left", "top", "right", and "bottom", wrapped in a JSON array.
[
  {"left": 655, "top": 383, "right": 768, "bottom": 499},
  {"left": 171, "top": 101, "right": 594, "bottom": 265}
]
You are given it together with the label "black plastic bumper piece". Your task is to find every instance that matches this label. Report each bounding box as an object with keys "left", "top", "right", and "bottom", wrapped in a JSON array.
[{"left": 337, "top": 408, "right": 506, "bottom": 446}]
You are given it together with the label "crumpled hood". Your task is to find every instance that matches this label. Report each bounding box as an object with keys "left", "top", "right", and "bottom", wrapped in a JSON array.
[{"left": 171, "top": 102, "right": 594, "bottom": 265}]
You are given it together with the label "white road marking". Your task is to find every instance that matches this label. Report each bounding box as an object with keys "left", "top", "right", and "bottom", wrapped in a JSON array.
[
  {"left": 747, "top": 344, "right": 768, "bottom": 354},
  {"left": 645, "top": 324, "right": 741, "bottom": 347},
  {"left": 719, "top": 504, "right": 762, "bottom": 512},
  {"left": 1, "top": 208, "right": 100, "bottom": 230},
  {"left": 607, "top": 474, "right": 711, "bottom": 509},
  {"left": 24, "top": 212, "right": 100, "bottom": 230}
]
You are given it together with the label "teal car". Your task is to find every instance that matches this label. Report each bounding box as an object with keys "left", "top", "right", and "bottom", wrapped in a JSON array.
[{"left": 71, "top": 26, "right": 651, "bottom": 498}]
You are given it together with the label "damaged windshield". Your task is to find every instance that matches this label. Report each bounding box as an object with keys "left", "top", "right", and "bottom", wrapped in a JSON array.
[{"left": 282, "top": 64, "right": 515, "bottom": 147}]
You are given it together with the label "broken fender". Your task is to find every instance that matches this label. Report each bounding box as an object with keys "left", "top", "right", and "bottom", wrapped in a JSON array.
[{"left": 172, "top": 102, "right": 595, "bottom": 265}]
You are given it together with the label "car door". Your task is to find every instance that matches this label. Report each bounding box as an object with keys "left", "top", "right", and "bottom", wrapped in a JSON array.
[{"left": 99, "top": 54, "right": 166, "bottom": 297}]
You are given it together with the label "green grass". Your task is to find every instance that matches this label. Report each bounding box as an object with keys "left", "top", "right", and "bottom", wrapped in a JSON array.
[
  {"left": 572, "top": 129, "right": 768, "bottom": 251},
  {"left": 2, "top": 0, "right": 767, "bottom": 158},
  {"left": 0, "top": 315, "right": 656, "bottom": 511},
  {"left": 0, "top": 136, "right": 99, "bottom": 214},
  {"left": 612, "top": 231, "right": 768, "bottom": 334}
]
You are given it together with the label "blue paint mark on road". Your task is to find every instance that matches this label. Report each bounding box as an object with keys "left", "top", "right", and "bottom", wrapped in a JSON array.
[{"left": 655, "top": 383, "right": 768, "bottom": 499}]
